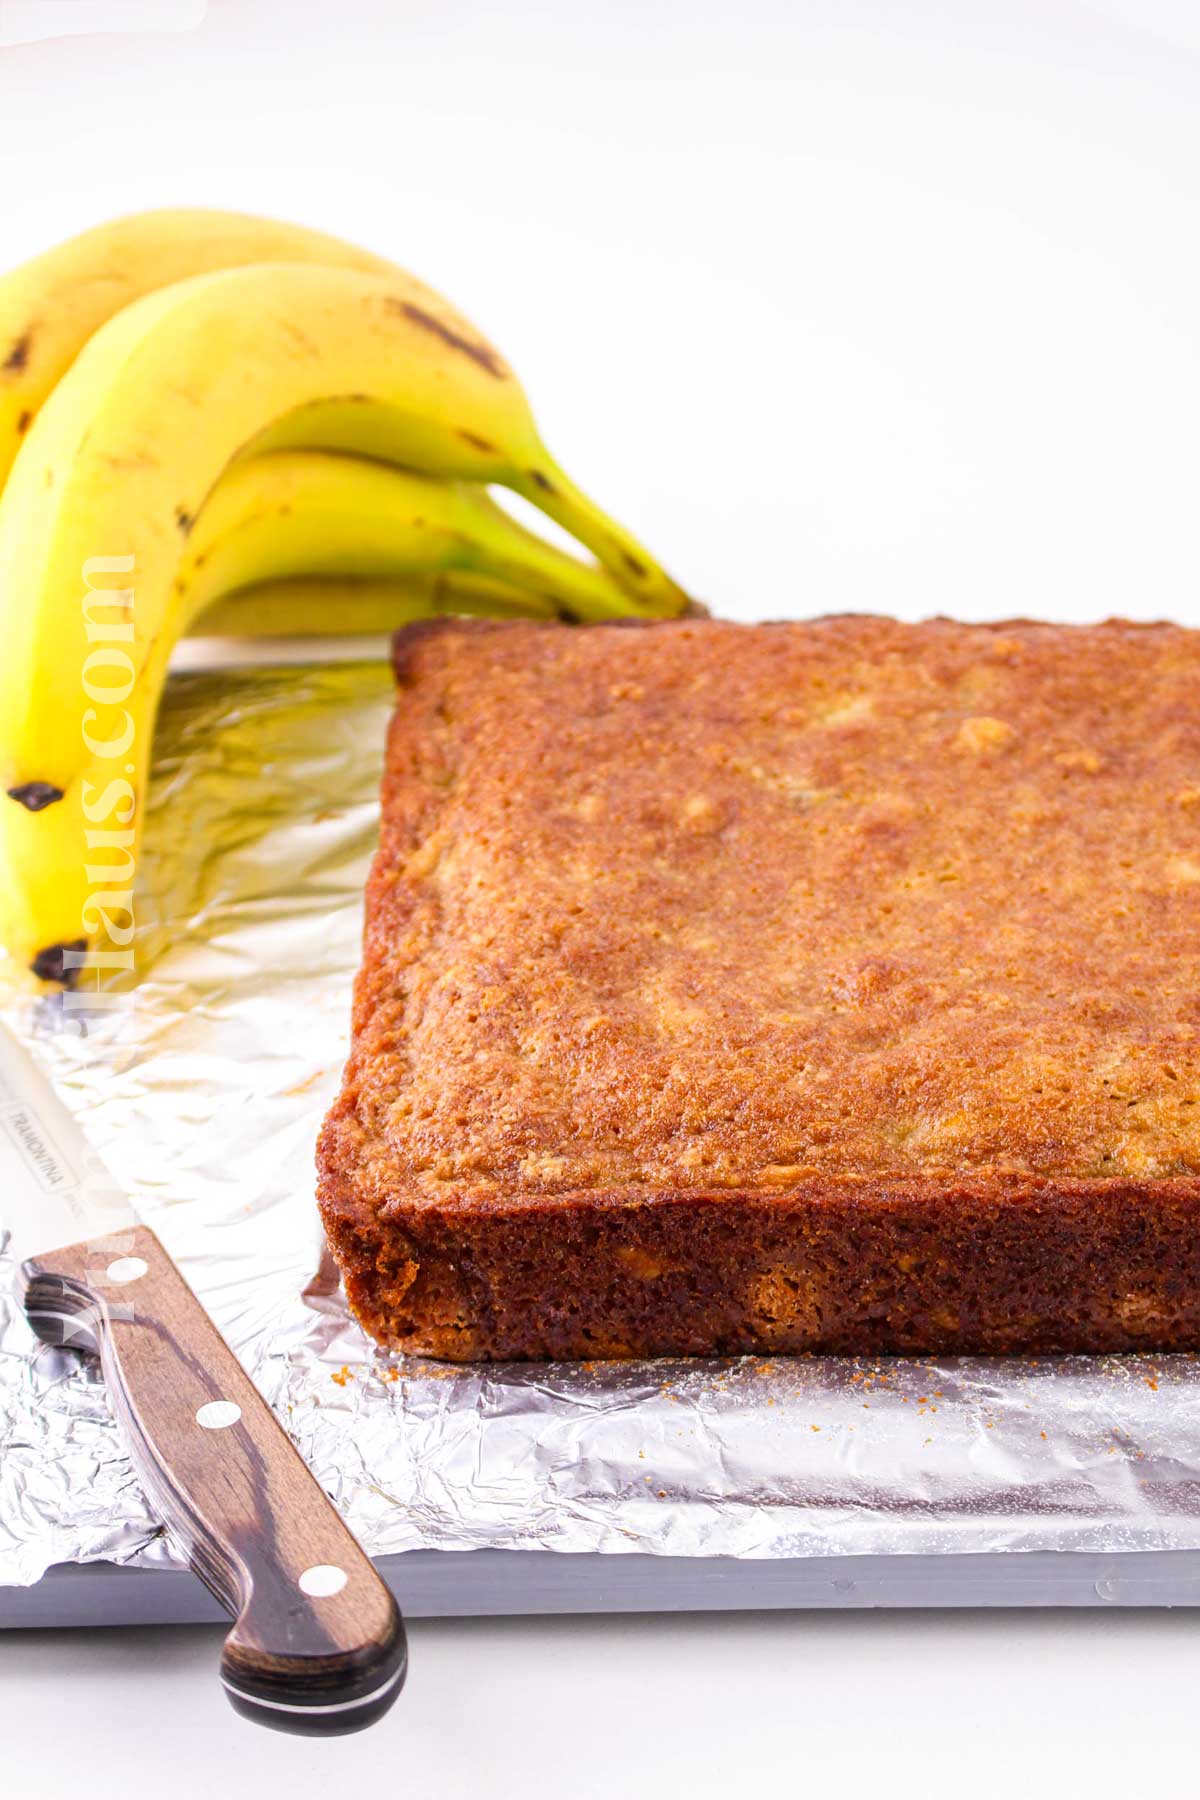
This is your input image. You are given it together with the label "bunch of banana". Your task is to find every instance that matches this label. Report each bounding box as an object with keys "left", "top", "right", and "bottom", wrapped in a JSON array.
[{"left": 0, "top": 210, "right": 687, "bottom": 983}]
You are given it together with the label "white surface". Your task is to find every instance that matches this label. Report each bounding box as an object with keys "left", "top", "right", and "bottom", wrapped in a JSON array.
[
  {"left": 4, "top": 1, "right": 1200, "bottom": 1788},
  {"left": 0, "top": 1609, "right": 1195, "bottom": 1797}
]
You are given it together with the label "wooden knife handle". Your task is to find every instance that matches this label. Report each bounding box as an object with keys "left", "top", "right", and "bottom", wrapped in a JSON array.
[{"left": 21, "top": 1223, "right": 406, "bottom": 1735}]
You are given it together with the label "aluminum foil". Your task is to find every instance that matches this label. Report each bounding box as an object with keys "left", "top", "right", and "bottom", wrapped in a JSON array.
[{"left": 4, "top": 652, "right": 1200, "bottom": 1588}]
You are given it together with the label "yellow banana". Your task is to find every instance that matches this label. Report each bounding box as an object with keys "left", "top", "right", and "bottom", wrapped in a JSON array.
[
  {"left": 0, "top": 207, "right": 405, "bottom": 495},
  {"left": 0, "top": 259, "right": 684, "bottom": 979},
  {"left": 191, "top": 570, "right": 556, "bottom": 637},
  {"left": 175, "top": 450, "right": 642, "bottom": 629}
]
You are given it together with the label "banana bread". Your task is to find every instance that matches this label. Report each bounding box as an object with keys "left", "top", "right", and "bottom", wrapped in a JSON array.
[{"left": 317, "top": 614, "right": 1200, "bottom": 1359}]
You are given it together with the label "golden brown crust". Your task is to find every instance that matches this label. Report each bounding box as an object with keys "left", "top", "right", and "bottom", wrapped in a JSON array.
[{"left": 317, "top": 615, "right": 1200, "bottom": 1359}]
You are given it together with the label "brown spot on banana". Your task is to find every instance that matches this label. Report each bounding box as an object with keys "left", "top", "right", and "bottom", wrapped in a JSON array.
[
  {"left": 388, "top": 300, "right": 507, "bottom": 379},
  {"left": 539, "top": 594, "right": 574, "bottom": 623},
  {"left": 527, "top": 469, "right": 556, "bottom": 494},
  {"left": 459, "top": 429, "right": 497, "bottom": 453},
  {"left": 7, "top": 780, "right": 64, "bottom": 811},
  {"left": 2, "top": 331, "right": 31, "bottom": 374},
  {"left": 16, "top": 408, "right": 32, "bottom": 435},
  {"left": 30, "top": 938, "right": 87, "bottom": 987},
  {"left": 621, "top": 549, "right": 648, "bottom": 579},
  {"left": 175, "top": 506, "right": 194, "bottom": 535}
]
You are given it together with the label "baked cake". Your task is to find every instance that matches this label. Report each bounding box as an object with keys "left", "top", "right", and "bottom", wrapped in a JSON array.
[{"left": 317, "top": 615, "right": 1200, "bottom": 1359}]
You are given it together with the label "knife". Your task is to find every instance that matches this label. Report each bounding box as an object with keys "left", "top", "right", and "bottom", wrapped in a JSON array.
[{"left": 0, "top": 1019, "right": 406, "bottom": 1735}]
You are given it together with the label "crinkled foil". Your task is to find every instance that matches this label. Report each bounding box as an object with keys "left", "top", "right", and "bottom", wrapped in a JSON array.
[{"left": 4, "top": 654, "right": 1200, "bottom": 1588}]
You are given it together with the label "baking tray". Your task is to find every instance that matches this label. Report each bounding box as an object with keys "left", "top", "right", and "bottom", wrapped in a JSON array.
[
  {"left": 6, "top": 1547, "right": 1200, "bottom": 1628},
  {"left": 7, "top": 634, "right": 1200, "bottom": 1623}
]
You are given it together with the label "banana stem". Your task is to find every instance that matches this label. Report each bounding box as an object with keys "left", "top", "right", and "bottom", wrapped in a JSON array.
[
  {"left": 511, "top": 458, "right": 689, "bottom": 617},
  {"left": 466, "top": 495, "right": 656, "bottom": 622}
]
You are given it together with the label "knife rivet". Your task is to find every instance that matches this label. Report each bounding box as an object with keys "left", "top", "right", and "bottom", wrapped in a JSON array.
[
  {"left": 105, "top": 1256, "right": 148, "bottom": 1284},
  {"left": 299, "top": 1564, "right": 348, "bottom": 1597},
  {"left": 195, "top": 1400, "right": 242, "bottom": 1430}
]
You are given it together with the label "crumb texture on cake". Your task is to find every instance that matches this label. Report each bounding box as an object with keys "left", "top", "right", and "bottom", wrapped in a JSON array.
[{"left": 317, "top": 615, "right": 1200, "bottom": 1359}]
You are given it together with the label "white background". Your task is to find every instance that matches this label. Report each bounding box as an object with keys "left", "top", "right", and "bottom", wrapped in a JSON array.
[
  {"left": 2, "top": 1606, "right": 1197, "bottom": 1797},
  {"left": 3, "top": 0, "right": 1200, "bottom": 627},
  {"left": 2, "top": 3, "right": 1200, "bottom": 1793}
]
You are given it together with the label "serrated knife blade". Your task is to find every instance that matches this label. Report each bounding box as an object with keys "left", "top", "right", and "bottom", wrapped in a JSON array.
[{"left": 0, "top": 1021, "right": 134, "bottom": 1265}]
